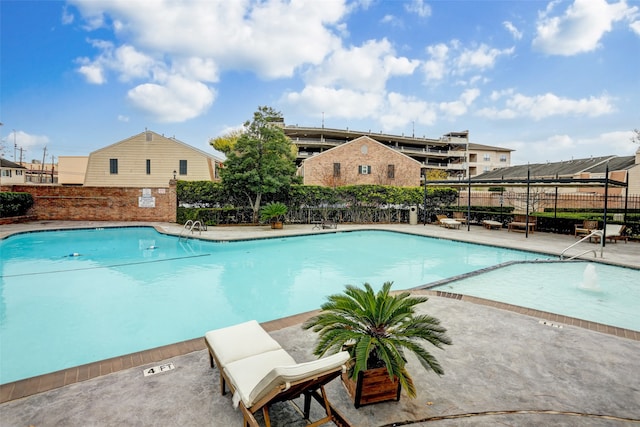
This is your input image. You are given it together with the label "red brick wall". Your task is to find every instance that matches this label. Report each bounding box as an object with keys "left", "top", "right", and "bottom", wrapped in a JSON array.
[{"left": 3, "top": 183, "right": 177, "bottom": 222}]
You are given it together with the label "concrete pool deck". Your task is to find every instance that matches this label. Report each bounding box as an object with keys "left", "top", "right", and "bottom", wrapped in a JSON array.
[{"left": 1, "top": 221, "right": 639, "bottom": 426}]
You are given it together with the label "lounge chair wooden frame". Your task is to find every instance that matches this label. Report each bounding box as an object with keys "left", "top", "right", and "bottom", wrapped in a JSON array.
[
  {"left": 205, "top": 324, "right": 351, "bottom": 427},
  {"left": 507, "top": 214, "right": 536, "bottom": 233},
  {"left": 436, "top": 215, "right": 461, "bottom": 229},
  {"left": 588, "top": 225, "right": 627, "bottom": 244},
  {"left": 574, "top": 220, "right": 598, "bottom": 238}
]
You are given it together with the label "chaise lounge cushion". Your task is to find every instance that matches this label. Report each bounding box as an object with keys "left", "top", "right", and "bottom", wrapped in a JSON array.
[
  {"left": 225, "top": 351, "right": 350, "bottom": 408},
  {"left": 205, "top": 320, "right": 282, "bottom": 366}
]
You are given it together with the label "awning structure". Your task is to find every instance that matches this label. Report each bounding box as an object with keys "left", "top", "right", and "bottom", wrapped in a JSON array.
[
  {"left": 422, "top": 169, "right": 629, "bottom": 247},
  {"left": 425, "top": 177, "right": 627, "bottom": 188}
]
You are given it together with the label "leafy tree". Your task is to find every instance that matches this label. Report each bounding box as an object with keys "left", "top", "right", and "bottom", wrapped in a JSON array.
[
  {"left": 426, "top": 169, "right": 448, "bottom": 180},
  {"left": 209, "top": 129, "right": 243, "bottom": 155},
  {"left": 632, "top": 128, "right": 640, "bottom": 145},
  {"left": 220, "top": 106, "right": 297, "bottom": 222}
]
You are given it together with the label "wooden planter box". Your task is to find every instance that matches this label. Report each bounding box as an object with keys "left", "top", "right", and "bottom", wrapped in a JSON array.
[
  {"left": 270, "top": 221, "right": 283, "bottom": 229},
  {"left": 341, "top": 367, "right": 401, "bottom": 408}
]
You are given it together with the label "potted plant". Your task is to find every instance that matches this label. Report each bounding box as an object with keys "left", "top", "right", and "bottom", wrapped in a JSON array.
[
  {"left": 303, "top": 281, "right": 451, "bottom": 408},
  {"left": 259, "top": 202, "right": 288, "bottom": 229}
]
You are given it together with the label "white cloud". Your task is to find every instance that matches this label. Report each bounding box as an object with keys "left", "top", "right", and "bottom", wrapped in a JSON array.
[
  {"left": 284, "top": 85, "right": 383, "bottom": 119},
  {"left": 117, "top": 115, "right": 129, "bottom": 122},
  {"left": 61, "top": 6, "right": 74, "bottom": 25},
  {"left": 71, "top": 0, "right": 346, "bottom": 79},
  {"left": 70, "top": 0, "right": 349, "bottom": 121},
  {"left": 405, "top": 0, "right": 431, "bottom": 18},
  {"left": 511, "top": 129, "right": 637, "bottom": 164},
  {"left": 477, "top": 92, "right": 614, "bottom": 120},
  {"left": 127, "top": 76, "right": 216, "bottom": 123},
  {"left": 7, "top": 130, "right": 50, "bottom": 154},
  {"left": 455, "top": 44, "right": 515, "bottom": 73},
  {"left": 380, "top": 14, "right": 402, "bottom": 27},
  {"left": 422, "top": 41, "right": 513, "bottom": 83},
  {"left": 439, "top": 89, "right": 480, "bottom": 118},
  {"left": 304, "top": 39, "right": 419, "bottom": 92},
  {"left": 631, "top": 19, "right": 640, "bottom": 35},
  {"left": 77, "top": 62, "right": 106, "bottom": 84},
  {"left": 422, "top": 43, "right": 449, "bottom": 81},
  {"left": 380, "top": 93, "right": 437, "bottom": 130},
  {"left": 503, "top": 21, "right": 523, "bottom": 40},
  {"left": 532, "top": 0, "right": 634, "bottom": 55}
]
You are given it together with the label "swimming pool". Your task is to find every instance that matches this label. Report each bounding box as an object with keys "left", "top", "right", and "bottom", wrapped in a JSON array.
[
  {"left": 1, "top": 227, "right": 547, "bottom": 384},
  {"left": 430, "top": 261, "right": 640, "bottom": 331}
]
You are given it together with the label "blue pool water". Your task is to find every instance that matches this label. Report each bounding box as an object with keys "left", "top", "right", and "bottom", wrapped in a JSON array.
[
  {"left": 432, "top": 262, "right": 640, "bottom": 331},
  {"left": 0, "top": 227, "right": 547, "bottom": 384}
]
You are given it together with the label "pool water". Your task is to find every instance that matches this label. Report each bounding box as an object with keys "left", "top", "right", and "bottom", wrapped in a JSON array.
[
  {"left": 0, "top": 227, "right": 546, "bottom": 384},
  {"left": 432, "top": 262, "right": 640, "bottom": 331}
]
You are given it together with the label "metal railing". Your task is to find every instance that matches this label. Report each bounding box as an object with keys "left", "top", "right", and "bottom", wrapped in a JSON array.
[
  {"left": 179, "top": 220, "right": 203, "bottom": 240},
  {"left": 560, "top": 230, "right": 602, "bottom": 260}
]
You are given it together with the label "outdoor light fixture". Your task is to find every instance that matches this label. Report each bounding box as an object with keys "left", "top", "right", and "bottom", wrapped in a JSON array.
[{"left": 173, "top": 170, "right": 176, "bottom": 180}]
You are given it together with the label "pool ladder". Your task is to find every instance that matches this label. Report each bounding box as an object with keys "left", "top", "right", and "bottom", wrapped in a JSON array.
[
  {"left": 179, "top": 220, "right": 203, "bottom": 241},
  {"left": 560, "top": 230, "right": 603, "bottom": 260}
]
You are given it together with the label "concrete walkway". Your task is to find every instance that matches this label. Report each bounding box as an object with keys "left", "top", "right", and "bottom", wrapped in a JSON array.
[{"left": 1, "top": 221, "right": 639, "bottom": 426}]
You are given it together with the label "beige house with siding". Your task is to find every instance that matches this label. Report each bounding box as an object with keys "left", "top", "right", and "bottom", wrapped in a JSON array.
[
  {"left": 84, "top": 130, "right": 223, "bottom": 187},
  {"left": 0, "top": 158, "right": 27, "bottom": 186},
  {"left": 299, "top": 136, "right": 422, "bottom": 187},
  {"left": 58, "top": 156, "right": 89, "bottom": 185}
]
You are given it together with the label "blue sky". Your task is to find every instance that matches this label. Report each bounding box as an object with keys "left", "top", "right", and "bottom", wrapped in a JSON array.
[{"left": 1, "top": 0, "right": 639, "bottom": 166}]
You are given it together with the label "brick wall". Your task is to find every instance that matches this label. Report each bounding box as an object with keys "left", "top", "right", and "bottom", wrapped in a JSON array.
[{"left": 3, "top": 183, "right": 177, "bottom": 222}]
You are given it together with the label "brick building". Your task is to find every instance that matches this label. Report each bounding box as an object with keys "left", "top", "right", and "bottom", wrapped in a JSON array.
[{"left": 299, "top": 136, "right": 422, "bottom": 187}]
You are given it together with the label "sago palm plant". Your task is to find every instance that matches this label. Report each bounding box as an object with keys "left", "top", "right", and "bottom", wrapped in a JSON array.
[{"left": 303, "top": 281, "right": 452, "bottom": 398}]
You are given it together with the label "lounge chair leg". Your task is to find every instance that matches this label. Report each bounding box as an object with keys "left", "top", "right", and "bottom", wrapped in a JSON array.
[
  {"left": 303, "top": 391, "right": 312, "bottom": 419},
  {"left": 262, "top": 406, "right": 271, "bottom": 427},
  {"left": 209, "top": 352, "right": 214, "bottom": 368}
]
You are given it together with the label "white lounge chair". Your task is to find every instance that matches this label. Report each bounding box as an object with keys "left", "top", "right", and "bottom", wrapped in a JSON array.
[
  {"left": 205, "top": 320, "right": 351, "bottom": 427},
  {"left": 589, "top": 224, "right": 627, "bottom": 244}
]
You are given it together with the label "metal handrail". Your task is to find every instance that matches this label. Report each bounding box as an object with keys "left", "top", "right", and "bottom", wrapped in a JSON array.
[
  {"left": 179, "top": 220, "right": 202, "bottom": 241},
  {"left": 560, "top": 230, "right": 602, "bottom": 260}
]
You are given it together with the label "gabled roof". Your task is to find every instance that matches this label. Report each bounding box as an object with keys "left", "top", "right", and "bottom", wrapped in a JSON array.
[
  {"left": 0, "top": 158, "right": 26, "bottom": 169},
  {"left": 475, "top": 155, "right": 635, "bottom": 180},
  {"left": 304, "top": 135, "right": 423, "bottom": 166},
  {"left": 90, "top": 130, "right": 224, "bottom": 162}
]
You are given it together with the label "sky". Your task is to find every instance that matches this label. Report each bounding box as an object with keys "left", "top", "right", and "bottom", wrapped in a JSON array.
[{"left": 1, "top": 0, "right": 639, "bottom": 167}]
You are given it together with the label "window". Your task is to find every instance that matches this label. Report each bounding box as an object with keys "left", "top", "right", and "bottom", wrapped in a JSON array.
[
  {"left": 500, "top": 154, "right": 507, "bottom": 162},
  {"left": 16, "top": 170, "right": 23, "bottom": 176},
  {"left": 483, "top": 166, "right": 491, "bottom": 172},
  {"left": 483, "top": 154, "right": 491, "bottom": 161},
  {"left": 1, "top": 169, "right": 11, "bottom": 177},
  {"left": 179, "top": 160, "right": 187, "bottom": 175},
  {"left": 109, "top": 159, "right": 118, "bottom": 174},
  {"left": 359, "top": 165, "right": 371, "bottom": 175},
  {"left": 333, "top": 162, "right": 341, "bottom": 177},
  {"left": 146, "top": 159, "right": 151, "bottom": 175},
  {"left": 387, "top": 164, "right": 395, "bottom": 179}
]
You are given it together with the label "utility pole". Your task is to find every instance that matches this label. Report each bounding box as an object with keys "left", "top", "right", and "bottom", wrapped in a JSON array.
[
  {"left": 51, "top": 154, "right": 56, "bottom": 183},
  {"left": 13, "top": 129, "right": 17, "bottom": 161},
  {"left": 41, "top": 146, "right": 47, "bottom": 183}
]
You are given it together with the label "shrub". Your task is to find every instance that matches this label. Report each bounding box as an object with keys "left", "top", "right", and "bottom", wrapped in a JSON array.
[{"left": 0, "top": 192, "right": 34, "bottom": 218}]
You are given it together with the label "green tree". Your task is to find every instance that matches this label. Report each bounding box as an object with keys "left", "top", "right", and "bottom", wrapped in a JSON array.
[
  {"left": 303, "top": 281, "right": 452, "bottom": 398},
  {"left": 220, "top": 106, "right": 297, "bottom": 222},
  {"left": 209, "top": 129, "right": 243, "bottom": 155}
]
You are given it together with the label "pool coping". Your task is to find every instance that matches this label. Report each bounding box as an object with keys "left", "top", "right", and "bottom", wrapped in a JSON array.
[{"left": 1, "top": 291, "right": 638, "bottom": 404}]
